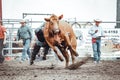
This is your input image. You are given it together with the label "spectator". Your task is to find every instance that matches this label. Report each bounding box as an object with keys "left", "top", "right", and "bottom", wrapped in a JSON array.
[
  {"left": 88, "top": 19, "right": 105, "bottom": 63},
  {"left": 17, "top": 19, "right": 33, "bottom": 62},
  {"left": 0, "top": 20, "right": 7, "bottom": 63}
]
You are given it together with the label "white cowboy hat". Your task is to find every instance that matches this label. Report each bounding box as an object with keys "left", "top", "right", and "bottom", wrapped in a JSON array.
[
  {"left": 94, "top": 19, "right": 102, "bottom": 22},
  {"left": 20, "top": 19, "right": 26, "bottom": 23}
]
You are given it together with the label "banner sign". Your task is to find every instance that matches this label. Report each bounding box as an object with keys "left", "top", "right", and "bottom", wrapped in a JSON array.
[{"left": 73, "top": 28, "right": 120, "bottom": 58}]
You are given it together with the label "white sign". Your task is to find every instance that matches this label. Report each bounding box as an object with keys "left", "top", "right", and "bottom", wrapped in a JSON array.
[{"left": 73, "top": 28, "right": 120, "bottom": 58}]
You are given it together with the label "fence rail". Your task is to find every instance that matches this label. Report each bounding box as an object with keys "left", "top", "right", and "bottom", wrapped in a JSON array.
[{"left": 1, "top": 19, "right": 120, "bottom": 58}]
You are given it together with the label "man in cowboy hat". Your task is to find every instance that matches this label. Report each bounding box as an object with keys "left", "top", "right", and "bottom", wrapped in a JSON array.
[
  {"left": 88, "top": 19, "right": 105, "bottom": 64},
  {"left": 17, "top": 19, "right": 33, "bottom": 62}
]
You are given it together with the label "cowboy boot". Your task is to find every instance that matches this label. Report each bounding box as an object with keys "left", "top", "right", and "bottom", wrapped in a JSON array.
[{"left": 30, "top": 54, "right": 35, "bottom": 65}]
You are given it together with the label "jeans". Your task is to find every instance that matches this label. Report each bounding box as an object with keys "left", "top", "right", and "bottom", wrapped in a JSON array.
[
  {"left": 31, "top": 41, "right": 49, "bottom": 61},
  {"left": 0, "top": 39, "right": 4, "bottom": 63},
  {"left": 92, "top": 39, "right": 101, "bottom": 62},
  {"left": 0, "top": 39, "right": 4, "bottom": 56},
  {"left": 21, "top": 39, "right": 31, "bottom": 61}
]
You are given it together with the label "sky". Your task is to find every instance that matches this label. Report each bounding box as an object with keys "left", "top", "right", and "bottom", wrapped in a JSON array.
[{"left": 2, "top": 0, "right": 117, "bottom": 28}]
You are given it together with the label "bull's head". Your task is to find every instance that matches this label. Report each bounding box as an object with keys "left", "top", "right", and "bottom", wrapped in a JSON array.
[{"left": 44, "top": 14, "right": 63, "bottom": 36}]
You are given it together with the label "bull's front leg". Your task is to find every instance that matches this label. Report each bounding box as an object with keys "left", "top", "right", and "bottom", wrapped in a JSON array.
[
  {"left": 57, "top": 45, "right": 69, "bottom": 67},
  {"left": 64, "top": 34, "right": 79, "bottom": 57},
  {"left": 62, "top": 50, "right": 69, "bottom": 68},
  {"left": 45, "top": 38, "right": 64, "bottom": 61},
  {"left": 53, "top": 48, "right": 64, "bottom": 61}
]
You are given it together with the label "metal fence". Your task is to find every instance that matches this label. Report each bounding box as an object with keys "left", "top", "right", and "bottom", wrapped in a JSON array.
[{"left": 2, "top": 19, "right": 119, "bottom": 58}]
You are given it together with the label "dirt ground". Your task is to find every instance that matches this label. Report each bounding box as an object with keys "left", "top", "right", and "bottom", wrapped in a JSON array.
[{"left": 0, "top": 57, "right": 120, "bottom": 80}]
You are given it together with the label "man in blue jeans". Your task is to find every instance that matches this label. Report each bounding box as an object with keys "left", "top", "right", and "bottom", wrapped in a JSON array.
[
  {"left": 17, "top": 19, "right": 33, "bottom": 62},
  {"left": 88, "top": 19, "right": 105, "bottom": 63}
]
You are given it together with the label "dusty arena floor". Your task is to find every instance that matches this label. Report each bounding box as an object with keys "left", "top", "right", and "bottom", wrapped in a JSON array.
[{"left": 0, "top": 57, "right": 120, "bottom": 80}]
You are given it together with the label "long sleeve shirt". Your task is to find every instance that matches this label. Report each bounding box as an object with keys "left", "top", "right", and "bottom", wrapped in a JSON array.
[
  {"left": 88, "top": 25, "right": 104, "bottom": 38},
  {"left": 17, "top": 25, "right": 33, "bottom": 41},
  {"left": 0, "top": 26, "right": 6, "bottom": 39}
]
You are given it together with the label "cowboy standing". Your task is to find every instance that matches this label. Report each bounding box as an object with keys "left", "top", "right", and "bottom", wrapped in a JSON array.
[
  {"left": 88, "top": 19, "right": 105, "bottom": 63},
  {"left": 17, "top": 19, "right": 33, "bottom": 62},
  {"left": 0, "top": 21, "right": 6, "bottom": 63}
]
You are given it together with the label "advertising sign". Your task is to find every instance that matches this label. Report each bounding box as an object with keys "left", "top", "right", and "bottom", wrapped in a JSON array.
[{"left": 73, "top": 28, "right": 120, "bottom": 58}]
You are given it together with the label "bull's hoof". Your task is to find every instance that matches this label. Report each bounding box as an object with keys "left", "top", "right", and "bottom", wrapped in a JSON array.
[
  {"left": 75, "top": 52, "right": 79, "bottom": 57},
  {"left": 69, "top": 46, "right": 79, "bottom": 57},
  {"left": 58, "top": 56, "right": 64, "bottom": 62},
  {"left": 60, "top": 58, "right": 64, "bottom": 61},
  {"left": 67, "top": 56, "right": 90, "bottom": 70},
  {"left": 72, "top": 50, "right": 79, "bottom": 57},
  {"left": 71, "top": 50, "right": 79, "bottom": 57}
]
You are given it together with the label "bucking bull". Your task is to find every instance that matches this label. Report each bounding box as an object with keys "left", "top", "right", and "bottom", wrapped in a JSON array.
[{"left": 43, "top": 14, "right": 79, "bottom": 67}]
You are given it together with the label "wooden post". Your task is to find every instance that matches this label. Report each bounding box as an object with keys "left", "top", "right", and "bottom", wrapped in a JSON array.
[{"left": 0, "top": 0, "right": 2, "bottom": 20}]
